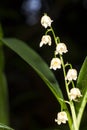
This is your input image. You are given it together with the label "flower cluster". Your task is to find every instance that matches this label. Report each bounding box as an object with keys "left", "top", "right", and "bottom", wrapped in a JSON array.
[
  {"left": 40, "top": 14, "right": 67, "bottom": 70},
  {"left": 49, "top": 42, "right": 68, "bottom": 70},
  {"left": 40, "top": 14, "right": 82, "bottom": 126}
]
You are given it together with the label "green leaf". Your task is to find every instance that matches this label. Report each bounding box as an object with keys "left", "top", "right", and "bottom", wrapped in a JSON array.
[
  {"left": 76, "top": 57, "right": 87, "bottom": 128},
  {"left": 0, "top": 123, "right": 14, "bottom": 130},
  {"left": 1, "top": 38, "right": 64, "bottom": 106},
  {"left": 77, "top": 56, "right": 87, "bottom": 92}
]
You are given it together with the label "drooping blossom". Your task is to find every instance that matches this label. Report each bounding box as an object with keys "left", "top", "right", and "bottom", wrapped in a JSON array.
[
  {"left": 41, "top": 14, "right": 53, "bottom": 28},
  {"left": 50, "top": 58, "right": 61, "bottom": 70},
  {"left": 65, "top": 69, "right": 77, "bottom": 81},
  {"left": 55, "top": 43, "right": 68, "bottom": 55},
  {"left": 40, "top": 35, "right": 51, "bottom": 47},
  {"left": 69, "top": 88, "right": 82, "bottom": 101},
  {"left": 55, "top": 111, "right": 68, "bottom": 125}
]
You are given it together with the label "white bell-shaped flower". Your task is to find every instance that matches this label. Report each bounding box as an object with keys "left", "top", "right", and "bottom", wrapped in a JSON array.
[
  {"left": 40, "top": 35, "right": 51, "bottom": 47},
  {"left": 65, "top": 69, "right": 77, "bottom": 81},
  {"left": 69, "top": 88, "right": 82, "bottom": 101},
  {"left": 55, "top": 111, "right": 68, "bottom": 125},
  {"left": 50, "top": 58, "right": 61, "bottom": 70},
  {"left": 55, "top": 43, "right": 68, "bottom": 55},
  {"left": 41, "top": 14, "right": 53, "bottom": 28}
]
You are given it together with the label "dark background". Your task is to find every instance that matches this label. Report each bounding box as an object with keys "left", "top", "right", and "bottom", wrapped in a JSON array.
[{"left": 0, "top": 0, "right": 87, "bottom": 130}]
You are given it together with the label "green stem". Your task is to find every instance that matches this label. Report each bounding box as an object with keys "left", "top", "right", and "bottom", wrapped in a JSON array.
[
  {"left": 50, "top": 27, "right": 58, "bottom": 45},
  {"left": 60, "top": 56, "right": 78, "bottom": 130},
  {"left": 70, "top": 101, "right": 78, "bottom": 130},
  {"left": 45, "top": 29, "right": 51, "bottom": 35},
  {"left": 60, "top": 56, "right": 69, "bottom": 95},
  {"left": 71, "top": 81, "right": 75, "bottom": 88}
]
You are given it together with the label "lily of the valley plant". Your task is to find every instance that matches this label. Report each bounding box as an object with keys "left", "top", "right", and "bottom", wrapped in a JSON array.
[
  {"left": 0, "top": 13, "right": 87, "bottom": 130},
  {"left": 40, "top": 14, "right": 85, "bottom": 130}
]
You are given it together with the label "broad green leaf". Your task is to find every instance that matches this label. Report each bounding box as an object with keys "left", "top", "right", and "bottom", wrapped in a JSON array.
[
  {"left": 1, "top": 38, "right": 64, "bottom": 106},
  {"left": 0, "top": 123, "right": 14, "bottom": 130},
  {"left": 76, "top": 57, "right": 87, "bottom": 128}
]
